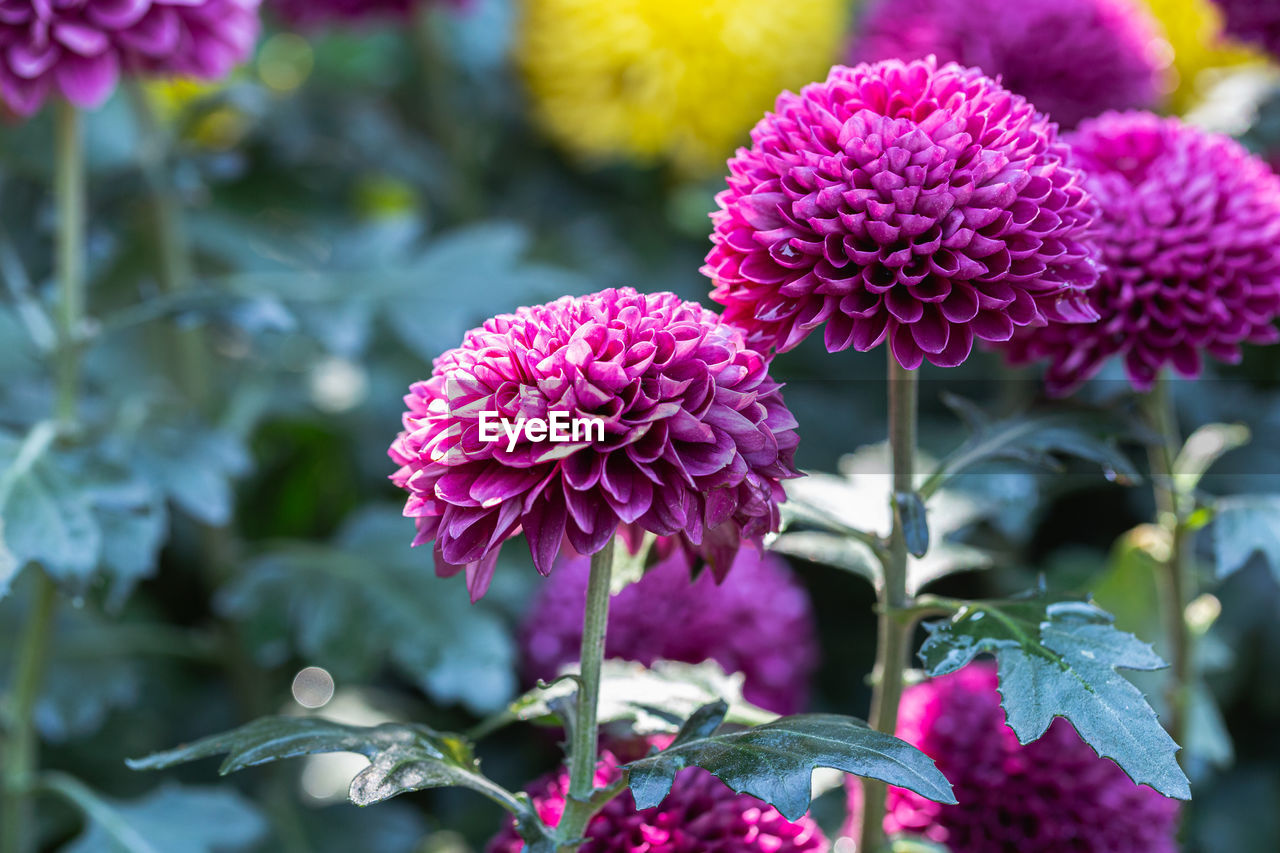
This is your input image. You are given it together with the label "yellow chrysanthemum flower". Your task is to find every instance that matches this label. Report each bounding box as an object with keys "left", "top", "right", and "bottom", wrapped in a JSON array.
[
  {"left": 147, "top": 78, "right": 251, "bottom": 150},
  {"left": 516, "top": 0, "right": 848, "bottom": 176},
  {"left": 1142, "top": 0, "right": 1268, "bottom": 113}
]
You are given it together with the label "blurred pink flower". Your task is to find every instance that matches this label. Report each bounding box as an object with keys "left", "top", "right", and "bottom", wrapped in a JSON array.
[
  {"left": 1212, "top": 0, "right": 1280, "bottom": 59},
  {"left": 488, "top": 745, "right": 828, "bottom": 853},
  {"left": 704, "top": 58, "right": 1101, "bottom": 369},
  {"left": 1003, "top": 111, "right": 1280, "bottom": 393},
  {"left": 389, "top": 287, "right": 800, "bottom": 601},
  {"left": 0, "top": 0, "right": 260, "bottom": 117},
  {"left": 847, "top": 663, "right": 1180, "bottom": 852},
  {"left": 521, "top": 544, "right": 818, "bottom": 715},
  {"left": 850, "top": 0, "right": 1165, "bottom": 129}
]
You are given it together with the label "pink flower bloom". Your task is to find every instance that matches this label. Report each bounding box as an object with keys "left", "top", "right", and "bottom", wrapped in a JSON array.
[
  {"left": 521, "top": 544, "right": 818, "bottom": 715},
  {"left": 488, "top": 746, "right": 828, "bottom": 853},
  {"left": 1003, "top": 111, "right": 1280, "bottom": 394},
  {"left": 270, "top": 0, "right": 464, "bottom": 28},
  {"left": 1213, "top": 0, "right": 1280, "bottom": 59},
  {"left": 850, "top": 0, "right": 1165, "bottom": 129},
  {"left": 388, "top": 288, "right": 800, "bottom": 601},
  {"left": 704, "top": 58, "right": 1101, "bottom": 370},
  {"left": 847, "top": 664, "right": 1180, "bottom": 852},
  {"left": 0, "top": 0, "right": 261, "bottom": 117}
]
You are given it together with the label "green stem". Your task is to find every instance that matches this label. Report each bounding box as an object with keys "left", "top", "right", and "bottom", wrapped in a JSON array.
[
  {"left": 126, "top": 82, "right": 210, "bottom": 409},
  {"left": 53, "top": 100, "right": 85, "bottom": 429},
  {"left": 1, "top": 101, "right": 85, "bottom": 853},
  {"left": 1142, "top": 376, "right": 1192, "bottom": 752},
  {"left": 1, "top": 573, "right": 57, "bottom": 853},
  {"left": 859, "top": 358, "right": 918, "bottom": 853},
  {"left": 557, "top": 540, "right": 615, "bottom": 848}
]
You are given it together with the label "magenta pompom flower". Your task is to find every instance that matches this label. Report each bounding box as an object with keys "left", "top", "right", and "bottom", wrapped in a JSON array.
[
  {"left": 270, "top": 0, "right": 462, "bottom": 28},
  {"left": 521, "top": 545, "right": 818, "bottom": 715},
  {"left": 847, "top": 664, "right": 1180, "bottom": 852},
  {"left": 0, "top": 0, "right": 261, "bottom": 117},
  {"left": 1212, "top": 0, "right": 1280, "bottom": 59},
  {"left": 388, "top": 287, "right": 801, "bottom": 601},
  {"left": 850, "top": 0, "right": 1165, "bottom": 130},
  {"left": 1003, "top": 111, "right": 1280, "bottom": 394},
  {"left": 704, "top": 58, "right": 1101, "bottom": 370},
  {"left": 488, "top": 746, "right": 828, "bottom": 853}
]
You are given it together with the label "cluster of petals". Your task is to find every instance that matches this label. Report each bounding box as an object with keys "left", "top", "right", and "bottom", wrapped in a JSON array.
[
  {"left": 0, "top": 0, "right": 260, "bottom": 117},
  {"left": 1211, "top": 0, "right": 1280, "bottom": 59},
  {"left": 847, "top": 664, "right": 1180, "bottom": 852},
  {"left": 389, "top": 287, "right": 800, "bottom": 601},
  {"left": 520, "top": 544, "right": 818, "bottom": 715},
  {"left": 704, "top": 57, "right": 1101, "bottom": 370},
  {"left": 850, "top": 0, "right": 1165, "bottom": 129},
  {"left": 1003, "top": 111, "right": 1280, "bottom": 393},
  {"left": 488, "top": 746, "right": 827, "bottom": 853}
]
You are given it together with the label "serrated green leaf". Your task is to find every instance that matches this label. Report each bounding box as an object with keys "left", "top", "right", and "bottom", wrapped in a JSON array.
[
  {"left": 47, "top": 775, "right": 267, "bottom": 853},
  {"left": 127, "top": 716, "right": 526, "bottom": 815},
  {"left": 919, "top": 595, "right": 1190, "bottom": 799},
  {"left": 624, "top": 711, "right": 955, "bottom": 822},
  {"left": 124, "top": 423, "right": 249, "bottom": 527},
  {"left": 1213, "top": 495, "right": 1280, "bottom": 582},
  {"left": 487, "top": 659, "right": 776, "bottom": 739},
  {"left": 219, "top": 506, "right": 516, "bottom": 713},
  {"left": 921, "top": 395, "right": 1141, "bottom": 498}
]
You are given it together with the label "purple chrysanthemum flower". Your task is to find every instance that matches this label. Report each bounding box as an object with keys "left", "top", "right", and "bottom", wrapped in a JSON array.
[
  {"left": 850, "top": 0, "right": 1165, "bottom": 130},
  {"left": 1003, "top": 111, "right": 1280, "bottom": 394},
  {"left": 1212, "top": 0, "right": 1280, "bottom": 59},
  {"left": 270, "top": 0, "right": 463, "bottom": 28},
  {"left": 388, "top": 287, "right": 801, "bottom": 602},
  {"left": 488, "top": 745, "right": 828, "bottom": 853},
  {"left": 703, "top": 58, "right": 1101, "bottom": 369},
  {"left": 520, "top": 544, "right": 818, "bottom": 715},
  {"left": 0, "top": 0, "right": 260, "bottom": 117},
  {"left": 846, "top": 664, "right": 1180, "bottom": 852}
]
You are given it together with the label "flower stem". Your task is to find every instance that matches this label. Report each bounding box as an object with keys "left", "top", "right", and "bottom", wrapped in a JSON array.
[
  {"left": 557, "top": 540, "right": 615, "bottom": 847},
  {"left": 859, "top": 357, "right": 918, "bottom": 853},
  {"left": 0, "top": 573, "right": 57, "bottom": 853},
  {"left": 53, "top": 100, "right": 85, "bottom": 428},
  {"left": 126, "top": 82, "right": 210, "bottom": 409},
  {"left": 1, "top": 101, "right": 85, "bottom": 853},
  {"left": 1142, "top": 375, "right": 1192, "bottom": 753}
]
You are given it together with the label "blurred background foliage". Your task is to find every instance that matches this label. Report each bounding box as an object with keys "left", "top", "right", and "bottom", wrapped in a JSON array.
[{"left": 1, "top": 0, "right": 1279, "bottom": 850}]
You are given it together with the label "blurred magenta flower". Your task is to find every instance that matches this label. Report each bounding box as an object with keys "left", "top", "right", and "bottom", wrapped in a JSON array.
[
  {"left": 704, "top": 58, "right": 1101, "bottom": 370},
  {"left": 388, "top": 287, "right": 800, "bottom": 602},
  {"left": 488, "top": 745, "right": 828, "bottom": 853},
  {"left": 1003, "top": 111, "right": 1280, "bottom": 394},
  {"left": 521, "top": 544, "right": 818, "bottom": 715},
  {"left": 1212, "top": 0, "right": 1280, "bottom": 59},
  {"left": 850, "top": 0, "right": 1166, "bottom": 129},
  {"left": 270, "top": 0, "right": 463, "bottom": 28},
  {"left": 0, "top": 0, "right": 261, "bottom": 117},
  {"left": 846, "top": 663, "right": 1180, "bottom": 851}
]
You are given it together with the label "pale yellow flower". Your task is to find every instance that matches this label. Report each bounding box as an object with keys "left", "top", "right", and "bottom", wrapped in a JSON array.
[
  {"left": 1141, "top": 0, "right": 1268, "bottom": 113},
  {"left": 516, "top": 0, "right": 848, "bottom": 176}
]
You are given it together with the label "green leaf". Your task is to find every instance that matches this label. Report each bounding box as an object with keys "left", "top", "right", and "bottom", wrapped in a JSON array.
[
  {"left": 624, "top": 708, "right": 956, "bottom": 821},
  {"left": 0, "top": 423, "right": 101, "bottom": 589},
  {"left": 46, "top": 774, "right": 267, "bottom": 853},
  {"left": 127, "top": 716, "right": 526, "bottom": 814},
  {"left": 219, "top": 506, "right": 516, "bottom": 713},
  {"left": 123, "top": 422, "right": 249, "bottom": 527},
  {"left": 488, "top": 659, "right": 776, "bottom": 739},
  {"left": 919, "top": 594, "right": 1190, "bottom": 799},
  {"left": 921, "top": 395, "right": 1141, "bottom": 498},
  {"left": 1173, "top": 423, "right": 1250, "bottom": 496},
  {"left": 769, "top": 531, "right": 880, "bottom": 587},
  {"left": 1213, "top": 495, "right": 1280, "bottom": 582},
  {"left": 610, "top": 531, "right": 658, "bottom": 594}
]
